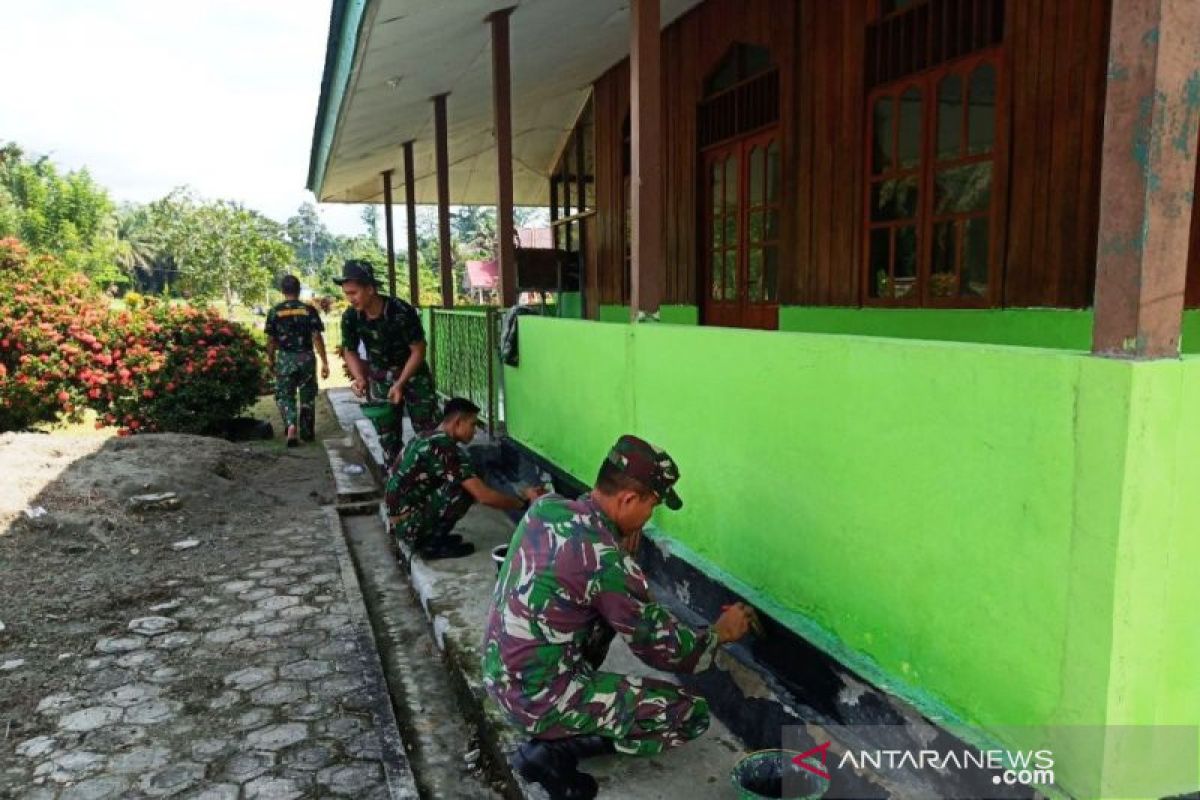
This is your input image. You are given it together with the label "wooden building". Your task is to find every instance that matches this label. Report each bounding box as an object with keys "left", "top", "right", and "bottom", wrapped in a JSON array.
[
  {"left": 309, "top": 3, "right": 1200, "bottom": 794},
  {"left": 546, "top": 0, "right": 1200, "bottom": 329}
]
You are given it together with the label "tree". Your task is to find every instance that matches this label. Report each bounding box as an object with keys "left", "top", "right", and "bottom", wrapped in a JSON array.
[
  {"left": 0, "top": 141, "right": 129, "bottom": 288},
  {"left": 360, "top": 205, "right": 380, "bottom": 245},
  {"left": 114, "top": 203, "right": 175, "bottom": 295},
  {"left": 150, "top": 189, "right": 292, "bottom": 314},
  {"left": 286, "top": 202, "right": 338, "bottom": 276},
  {"left": 451, "top": 206, "right": 498, "bottom": 259}
]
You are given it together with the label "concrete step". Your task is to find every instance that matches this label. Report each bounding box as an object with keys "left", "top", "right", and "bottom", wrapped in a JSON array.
[
  {"left": 337, "top": 510, "right": 505, "bottom": 799},
  {"left": 353, "top": 418, "right": 389, "bottom": 484},
  {"left": 323, "top": 437, "right": 381, "bottom": 504}
]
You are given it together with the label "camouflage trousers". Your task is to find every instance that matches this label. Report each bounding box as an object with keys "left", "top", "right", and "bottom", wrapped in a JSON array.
[
  {"left": 523, "top": 671, "right": 711, "bottom": 757},
  {"left": 369, "top": 368, "right": 438, "bottom": 469},
  {"left": 390, "top": 482, "right": 473, "bottom": 548},
  {"left": 274, "top": 351, "right": 317, "bottom": 439}
]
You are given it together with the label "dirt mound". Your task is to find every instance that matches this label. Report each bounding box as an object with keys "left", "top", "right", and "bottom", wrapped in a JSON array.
[{"left": 0, "top": 426, "right": 337, "bottom": 745}]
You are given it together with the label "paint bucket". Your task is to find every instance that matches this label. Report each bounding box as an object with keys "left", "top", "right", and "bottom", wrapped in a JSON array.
[
  {"left": 490, "top": 544, "right": 508, "bottom": 574},
  {"left": 730, "top": 750, "right": 829, "bottom": 800},
  {"left": 360, "top": 401, "right": 395, "bottom": 434}
]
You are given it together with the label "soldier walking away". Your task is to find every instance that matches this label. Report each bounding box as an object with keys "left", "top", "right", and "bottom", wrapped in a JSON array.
[
  {"left": 335, "top": 259, "right": 437, "bottom": 468},
  {"left": 265, "top": 275, "right": 329, "bottom": 447},
  {"left": 482, "top": 435, "right": 756, "bottom": 800},
  {"left": 386, "top": 397, "right": 544, "bottom": 560}
]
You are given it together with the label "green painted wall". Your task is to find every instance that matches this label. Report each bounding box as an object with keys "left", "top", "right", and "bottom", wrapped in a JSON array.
[
  {"left": 659, "top": 305, "right": 699, "bottom": 325},
  {"left": 557, "top": 292, "right": 583, "bottom": 319},
  {"left": 596, "top": 304, "right": 699, "bottom": 325},
  {"left": 504, "top": 318, "right": 1200, "bottom": 795},
  {"left": 598, "top": 305, "right": 631, "bottom": 323},
  {"left": 779, "top": 307, "right": 1200, "bottom": 354},
  {"left": 778, "top": 306, "right": 1094, "bottom": 350},
  {"left": 1183, "top": 310, "right": 1200, "bottom": 352}
]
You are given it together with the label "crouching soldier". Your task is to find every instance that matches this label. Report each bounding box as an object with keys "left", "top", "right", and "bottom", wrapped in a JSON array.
[
  {"left": 386, "top": 397, "right": 543, "bottom": 560},
  {"left": 481, "top": 435, "right": 755, "bottom": 800}
]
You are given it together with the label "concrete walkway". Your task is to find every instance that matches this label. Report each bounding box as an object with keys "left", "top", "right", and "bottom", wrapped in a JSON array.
[{"left": 4, "top": 507, "right": 416, "bottom": 800}]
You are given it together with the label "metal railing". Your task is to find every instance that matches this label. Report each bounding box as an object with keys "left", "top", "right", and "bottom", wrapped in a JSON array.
[{"left": 429, "top": 308, "right": 503, "bottom": 436}]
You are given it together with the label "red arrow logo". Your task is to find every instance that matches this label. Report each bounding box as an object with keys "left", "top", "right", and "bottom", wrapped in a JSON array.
[{"left": 792, "top": 741, "right": 832, "bottom": 780}]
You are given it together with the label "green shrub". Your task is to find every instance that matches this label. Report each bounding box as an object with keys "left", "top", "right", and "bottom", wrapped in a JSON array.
[{"left": 0, "top": 237, "right": 268, "bottom": 434}]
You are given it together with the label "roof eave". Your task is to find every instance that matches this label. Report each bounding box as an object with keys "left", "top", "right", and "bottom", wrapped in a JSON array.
[{"left": 306, "top": 0, "right": 369, "bottom": 197}]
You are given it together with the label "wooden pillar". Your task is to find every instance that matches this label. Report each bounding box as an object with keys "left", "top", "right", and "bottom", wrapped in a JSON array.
[
  {"left": 576, "top": 122, "right": 590, "bottom": 315},
  {"left": 381, "top": 169, "right": 397, "bottom": 297},
  {"left": 403, "top": 141, "right": 420, "bottom": 306},
  {"left": 490, "top": 8, "right": 518, "bottom": 308},
  {"left": 434, "top": 94, "right": 454, "bottom": 308},
  {"left": 629, "top": 0, "right": 664, "bottom": 321},
  {"left": 1091, "top": 0, "right": 1200, "bottom": 358}
]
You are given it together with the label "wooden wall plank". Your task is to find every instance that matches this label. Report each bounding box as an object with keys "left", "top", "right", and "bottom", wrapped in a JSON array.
[
  {"left": 1003, "top": 0, "right": 1038, "bottom": 305},
  {"left": 791, "top": 0, "right": 815, "bottom": 303},
  {"left": 1075, "top": 0, "right": 1110, "bottom": 307},
  {"left": 1030, "top": 0, "right": 1058, "bottom": 303},
  {"left": 1044, "top": 0, "right": 1074, "bottom": 305},
  {"left": 1189, "top": 139, "right": 1200, "bottom": 308}
]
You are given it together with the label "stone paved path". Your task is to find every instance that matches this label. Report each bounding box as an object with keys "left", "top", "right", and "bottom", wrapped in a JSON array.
[{"left": 2, "top": 509, "right": 399, "bottom": 800}]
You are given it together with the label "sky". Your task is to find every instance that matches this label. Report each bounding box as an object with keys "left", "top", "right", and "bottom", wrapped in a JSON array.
[{"left": 0, "top": 0, "right": 368, "bottom": 236}]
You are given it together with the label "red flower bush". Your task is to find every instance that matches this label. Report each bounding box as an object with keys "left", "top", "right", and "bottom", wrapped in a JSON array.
[{"left": 0, "top": 238, "right": 267, "bottom": 434}]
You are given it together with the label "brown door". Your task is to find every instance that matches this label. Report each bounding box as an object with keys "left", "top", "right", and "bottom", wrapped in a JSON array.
[{"left": 702, "top": 128, "right": 781, "bottom": 330}]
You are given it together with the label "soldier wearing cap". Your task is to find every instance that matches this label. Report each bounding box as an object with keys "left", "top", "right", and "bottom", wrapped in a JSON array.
[
  {"left": 386, "top": 396, "right": 545, "bottom": 560},
  {"left": 264, "top": 275, "right": 329, "bottom": 446},
  {"left": 334, "top": 259, "right": 438, "bottom": 467},
  {"left": 482, "top": 435, "right": 755, "bottom": 799}
]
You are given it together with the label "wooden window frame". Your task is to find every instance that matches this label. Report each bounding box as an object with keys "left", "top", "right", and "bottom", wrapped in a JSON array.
[{"left": 862, "top": 48, "right": 1007, "bottom": 309}]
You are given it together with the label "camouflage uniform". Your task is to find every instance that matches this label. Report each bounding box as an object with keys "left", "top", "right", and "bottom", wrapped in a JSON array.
[
  {"left": 265, "top": 299, "right": 324, "bottom": 439},
  {"left": 482, "top": 441, "right": 718, "bottom": 757},
  {"left": 385, "top": 429, "right": 477, "bottom": 548},
  {"left": 340, "top": 296, "right": 437, "bottom": 466}
]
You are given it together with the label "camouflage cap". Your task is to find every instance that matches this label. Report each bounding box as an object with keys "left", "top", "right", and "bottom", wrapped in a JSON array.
[
  {"left": 606, "top": 434, "right": 682, "bottom": 510},
  {"left": 333, "top": 259, "right": 376, "bottom": 286}
]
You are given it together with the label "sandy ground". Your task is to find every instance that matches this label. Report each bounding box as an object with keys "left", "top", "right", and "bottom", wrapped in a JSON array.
[{"left": 0, "top": 399, "right": 341, "bottom": 746}]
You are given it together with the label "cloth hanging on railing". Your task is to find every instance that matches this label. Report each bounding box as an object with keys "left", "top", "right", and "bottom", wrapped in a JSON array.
[{"left": 499, "top": 305, "right": 540, "bottom": 367}]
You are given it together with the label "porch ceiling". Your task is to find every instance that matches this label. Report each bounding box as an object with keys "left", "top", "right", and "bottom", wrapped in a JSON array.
[{"left": 308, "top": 0, "right": 702, "bottom": 206}]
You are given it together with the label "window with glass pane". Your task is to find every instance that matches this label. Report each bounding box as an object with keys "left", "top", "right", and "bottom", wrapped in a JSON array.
[
  {"left": 866, "top": 85, "right": 922, "bottom": 300},
  {"left": 863, "top": 53, "right": 1000, "bottom": 305},
  {"left": 932, "top": 59, "right": 996, "bottom": 299}
]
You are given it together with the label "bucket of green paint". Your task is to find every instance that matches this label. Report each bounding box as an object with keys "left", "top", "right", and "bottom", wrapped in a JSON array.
[
  {"left": 360, "top": 401, "right": 395, "bottom": 433},
  {"left": 730, "top": 750, "right": 829, "bottom": 800}
]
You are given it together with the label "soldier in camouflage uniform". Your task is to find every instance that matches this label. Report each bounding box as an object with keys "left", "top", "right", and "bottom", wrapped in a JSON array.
[
  {"left": 265, "top": 275, "right": 329, "bottom": 446},
  {"left": 334, "top": 259, "right": 438, "bottom": 468},
  {"left": 386, "top": 397, "right": 542, "bottom": 560},
  {"left": 482, "top": 435, "right": 755, "bottom": 799}
]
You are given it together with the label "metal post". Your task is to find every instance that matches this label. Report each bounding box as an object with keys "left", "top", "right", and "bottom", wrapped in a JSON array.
[
  {"left": 403, "top": 141, "right": 420, "bottom": 306},
  {"left": 434, "top": 94, "right": 454, "bottom": 308},
  {"left": 1091, "top": 0, "right": 1200, "bottom": 357},
  {"left": 382, "top": 169, "right": 397, "bottom": 297}
]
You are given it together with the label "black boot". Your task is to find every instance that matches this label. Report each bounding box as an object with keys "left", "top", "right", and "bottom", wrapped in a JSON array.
[
  {"left": 511, "top": 739, "right": 600, "bottom": 800},
  {"left": 545, "top": 735, "right": 616, "bottom": 761},
  {"left": 419, "top": 537, "right": 474, "bottom": 560},
  {"left": 512, "top": 736, "right": 615, "bottom": 800}
]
